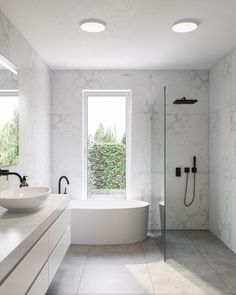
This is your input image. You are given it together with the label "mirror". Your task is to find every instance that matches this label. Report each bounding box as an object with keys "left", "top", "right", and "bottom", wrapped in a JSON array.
[{"left": 0, "top": 55, "right": 19, "bottom": 166}]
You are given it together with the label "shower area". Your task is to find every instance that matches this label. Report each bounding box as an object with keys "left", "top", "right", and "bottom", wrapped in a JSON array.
[
  {"left": 151, "top": 71, "right": 209, "bottom": 261},
  {"left": 51, "top": 69, "right": 217, "bottom": 260}
]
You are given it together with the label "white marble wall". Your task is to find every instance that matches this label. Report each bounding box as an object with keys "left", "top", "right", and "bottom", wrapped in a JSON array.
[
  {"left": 51, "top": 70, "right": 209, "bottom": 229},
  {"left": 51, "top": 70, "right": 153, "bottom": 209},
  {"left": 209, "top": 48, "right": 236, "bottom": 253},
  {"left": 0, "top": 9, "right": 210, "bottom": 231},
  {"left": 151, "top": 71, "right": 209, "bottom": 230},
  {"left": 0, "top": 10, "right": 51, "bottom": 190},
  {"left": 0, "top": 70, "right": 18, "bottom": 89}
]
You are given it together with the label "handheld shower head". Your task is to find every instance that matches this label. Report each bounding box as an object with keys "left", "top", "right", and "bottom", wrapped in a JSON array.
[{"left": 173, "top": 97, "right": 198, "bottom": 104}]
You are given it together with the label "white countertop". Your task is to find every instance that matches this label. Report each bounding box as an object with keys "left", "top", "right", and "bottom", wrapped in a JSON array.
[{"left": 0, "top": 194, "right": 69, "bottom": 283}]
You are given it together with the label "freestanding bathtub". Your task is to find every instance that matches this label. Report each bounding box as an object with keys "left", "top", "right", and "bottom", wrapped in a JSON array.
[{"left": 70, "top": 199, "right": 150, "bottom": 245}]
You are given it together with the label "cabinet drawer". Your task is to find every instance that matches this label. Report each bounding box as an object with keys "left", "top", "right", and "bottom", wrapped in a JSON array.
[
  {"left": 0, "top": 232, "right": 48, "bottom": 295},
  {"left": 48, "top": 208, "right": 70, "bottom": 255},
  {"left": 48, "top": 226, "right": 71, "bottom": 285},
  {"left": 27, "top": 263, "right": 48, "bottom": 295}
]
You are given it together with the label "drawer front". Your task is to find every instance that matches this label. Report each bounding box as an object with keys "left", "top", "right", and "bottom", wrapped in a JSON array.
[
  {"left": 0, "top": 232, "right": 48, "bottom": 295},
  {"left": 48, "top": 226, "right": 71, "bottom": 285},
  {"left": 27, "top": 263, "right": 48, "bottom": 295},
  {"left": 48, "top": 208, "right": 70, "bottom": 255}
]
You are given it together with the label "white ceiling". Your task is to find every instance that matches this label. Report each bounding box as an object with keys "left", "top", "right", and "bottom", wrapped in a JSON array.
[{"left": 0, "top": 0, "right": 236, "bottom": 70}]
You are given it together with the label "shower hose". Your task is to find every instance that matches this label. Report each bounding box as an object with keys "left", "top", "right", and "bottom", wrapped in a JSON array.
[{"left": 184, "top": 171, "right": 196, "bottom": 207}]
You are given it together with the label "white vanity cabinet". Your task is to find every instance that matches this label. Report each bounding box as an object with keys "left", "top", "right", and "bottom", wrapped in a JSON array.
[
  {"left": 0, "top": 197, "right": 71, "bottom": 295},
  {"left": 0, "top": 231, "right": 49, "bottom": 295},
  {"left": 27, "top": 263, "right": 49, "bottom": 295}
]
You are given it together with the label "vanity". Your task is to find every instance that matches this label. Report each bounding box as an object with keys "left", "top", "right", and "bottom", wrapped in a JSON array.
[
  {"left": 0, "top": 194, "right": 70, "bottom": 295},
  {"left": 0, "top": 48, "right": 71, "bottom": 295}
]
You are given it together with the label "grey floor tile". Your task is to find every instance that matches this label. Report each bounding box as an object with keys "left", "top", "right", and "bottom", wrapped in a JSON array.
[
  {"left": 139, "top": 237, "right": 161, "bottom": 249},
  {"left": 148, "top": 261, "right": 230, "bottom": 294},
  {"left": 197, "top": 242, "right": 236, "bottom": 263},
  {"left": 46, "top": 264, "right": 84, "bottom": 295},
  {"left": 62, "top": 244, "right": 89, "bottom": 264},
  {"left": 77, "top": 263, "right": 154, "bottom": 294},
  {"left": 216, "top": 272, "right": 236, "bottom": 294},
  {"left": 209, "top": 261, "right": 236, "bottom": 274},
  {"left": 209, "top": 262, "right": 236, "bottom": 294},
  {"left": 185, "top": 230, "right": 217, "bottom": 240},
  {"left": 140, "top": 238, "right": 164, "bottom": 263},
  {"left": 47, "top": 231, "right": 236, "bottom": 295},
  {"left": 166, "top": 243, "right": 207, "bottom": 265},
  {"left": 86, "top": 243, "right": 146, "bottom": 264},
  {"left": 165, "top": 231, "right": 192, "bottom": 245}
]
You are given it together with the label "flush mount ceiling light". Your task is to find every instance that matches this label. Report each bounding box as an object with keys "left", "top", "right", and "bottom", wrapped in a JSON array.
[
  {"left": 80, "top": 19, "right": 106, "bottom": 33},
  {"left": 172, "top": 20, "right": 199, "bottom": 33}
]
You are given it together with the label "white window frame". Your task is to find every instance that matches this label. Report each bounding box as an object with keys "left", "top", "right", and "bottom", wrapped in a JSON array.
[{"left": 82, "top": 90, "right": 131, "bottom": 200}]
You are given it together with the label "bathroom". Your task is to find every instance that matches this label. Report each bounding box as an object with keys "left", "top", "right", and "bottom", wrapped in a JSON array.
[{"left": 0, "top": 1, "right": 235, "bottom": 294}]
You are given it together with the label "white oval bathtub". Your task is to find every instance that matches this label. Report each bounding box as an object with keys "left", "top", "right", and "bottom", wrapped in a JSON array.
[{"left": 70, "top": 199, "right": 150, "bottom": 245}]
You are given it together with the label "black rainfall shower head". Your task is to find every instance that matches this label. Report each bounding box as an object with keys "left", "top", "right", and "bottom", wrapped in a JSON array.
[{"left": 173, "top": 97, "right": 198, "bottom": 104}]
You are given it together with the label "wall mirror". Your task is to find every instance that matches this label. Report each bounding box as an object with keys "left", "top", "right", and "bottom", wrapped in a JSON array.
[{"left": 0, "top": 54, "right": 19, "bottom": 166}]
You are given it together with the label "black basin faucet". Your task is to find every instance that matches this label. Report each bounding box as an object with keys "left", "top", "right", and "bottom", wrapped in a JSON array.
[
  {"left": 0, "top": 169, "right": 28, "bottom": 187},
  {"left": 58, "top": 176, "right": 70, "bottom": 194}
]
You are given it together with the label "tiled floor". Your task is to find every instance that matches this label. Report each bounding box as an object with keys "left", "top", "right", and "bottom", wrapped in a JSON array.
[{"left": 47, "top": 231, "right": 236, "bottom": 295}]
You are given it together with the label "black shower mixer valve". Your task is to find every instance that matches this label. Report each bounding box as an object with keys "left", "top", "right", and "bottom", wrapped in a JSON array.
[{"left": 191, "top": 156, "right": 197, "bottom": 173}]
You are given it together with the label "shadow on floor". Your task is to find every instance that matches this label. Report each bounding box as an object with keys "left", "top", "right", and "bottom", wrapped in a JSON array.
[{"left": 47, "top": 230, "right": 236, "bottom": 295}]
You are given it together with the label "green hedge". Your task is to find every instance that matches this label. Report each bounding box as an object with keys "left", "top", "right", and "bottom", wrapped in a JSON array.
[
  {"left": 0, "top": 110, "right": 19, "bottom": 166},
  {"left": 88, "top": 143, "right": 126, "bottom": 190}
]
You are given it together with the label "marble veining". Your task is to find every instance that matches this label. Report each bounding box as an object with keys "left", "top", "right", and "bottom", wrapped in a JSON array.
[
  {"left": 0, "top": 8, "right": 209, "bottom": 231},
  {"left": 209, "top": 47, "right": 236, "bottom": 253},
  {"left": 0, "top": 9, "right": 51, "bottom": 192},
  {"left": 0, "top": 70, "right": 18, "bottom": 89},
  {"left": 51, "top": 70, "right": 209, "bottom": 230}
]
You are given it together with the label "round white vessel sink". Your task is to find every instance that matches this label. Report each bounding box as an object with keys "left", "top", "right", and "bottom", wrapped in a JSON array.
[{"left": 0, "top": 187, "right": 51, "bottom": 211}]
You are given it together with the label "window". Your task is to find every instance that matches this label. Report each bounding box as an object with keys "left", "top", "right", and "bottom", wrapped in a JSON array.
[
  {"left": 83, "top": 91, "right": 131, "bottom": 200},
  {"left": 0, "top": 95, "right": 19, "bottom": 166}
]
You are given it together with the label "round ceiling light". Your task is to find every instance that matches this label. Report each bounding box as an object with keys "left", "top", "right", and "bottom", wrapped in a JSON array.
[
  {"left": 80, "top": 19, "right": 106, "bottom": 33},
  {"left": 172, "top": 20, "right": 199, "bottom": 33}
]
